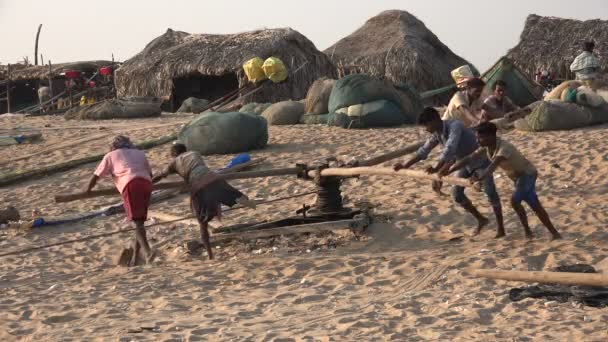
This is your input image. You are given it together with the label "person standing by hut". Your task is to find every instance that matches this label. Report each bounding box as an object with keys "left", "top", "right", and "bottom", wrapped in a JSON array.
[
  {"left": 37, "top": 83, "right": 52, "bottom": 112},
  {"left": 153, "top": 143, "right": 256, "bottom": 260},
  {"left": 442, "top": 78, "right": 485, "bottom": 127},
  {"left": 570, "top": 41, "right": 601, "bottom": 87},
  {"left": 85, "top": 135, "right": 155, "bottom": 266}
]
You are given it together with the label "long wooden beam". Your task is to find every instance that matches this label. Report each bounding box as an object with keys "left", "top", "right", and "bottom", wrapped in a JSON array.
[
  {"left": 356, "top": 141, "right": 424, "bottom": 167},
  {"left": 469, "top": 269, "right": 608, "bottom": 287},
  {"left": 55, "top": 164, "right": 471, "bottom": 203}
]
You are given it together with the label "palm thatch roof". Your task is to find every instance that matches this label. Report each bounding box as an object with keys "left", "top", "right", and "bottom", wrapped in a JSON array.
[
  {"left": 508, "top": 14, "right": 608, "bottom": 80},
  {"left": 4, "top": 61, "right": 113, "bottom": 81},
  {"left": 115, "top": 28, "right": 337, "bottom": 103},
  {"left": 324, "top": 10, "right": 476, "bottom": 104}
]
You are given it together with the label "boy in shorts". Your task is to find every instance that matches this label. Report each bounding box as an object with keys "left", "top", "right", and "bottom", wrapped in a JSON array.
[{"left": 449, "top": 122, "right": 562, "bottom": 240}]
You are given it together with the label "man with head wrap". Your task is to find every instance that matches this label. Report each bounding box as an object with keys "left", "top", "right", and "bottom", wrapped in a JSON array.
[{"left": 86, "top": 135, "right": 154, "bottom": 266}]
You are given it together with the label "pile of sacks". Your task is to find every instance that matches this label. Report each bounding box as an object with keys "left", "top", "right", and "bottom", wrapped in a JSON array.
[
  {"left": 300, "top": 74, "right": 422, "bottom": 129},
  {"left": 515, "top": 80, "right": 608, "bottom": 132}
]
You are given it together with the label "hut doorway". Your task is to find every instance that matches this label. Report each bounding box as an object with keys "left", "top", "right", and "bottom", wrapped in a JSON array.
[{"left": 171, "top": 72, "right": 239, "bottom": 111}]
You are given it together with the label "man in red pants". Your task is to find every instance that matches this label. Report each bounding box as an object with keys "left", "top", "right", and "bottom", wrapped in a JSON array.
[{"left": 86, "top": 135, "right": 154, "bottom": 266}]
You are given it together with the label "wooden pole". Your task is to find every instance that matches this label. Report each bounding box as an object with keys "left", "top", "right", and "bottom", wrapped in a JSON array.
[
  {"left": 358, "top": 141, "right": 424, "bottom": 167},
  {"left": 55, "top": 164, "right": 471, "bottom": 203},
  {"left": 308, "top": 167, "right": 472, "bottom": 187},
  {"left": 48, "top": 60, "right": 53, "bottom": 100},
  {"left": 6, "top": 64, "right": 11, "bottom": 113},
  {"left": 34, "top": 24, "right": 42, "bottom": 66},
  {"left": 40, "top": 54, "right": 44, "bottom": 66},
  {"left": 469, "top": 269, "right": 608, "bottom": 287}
]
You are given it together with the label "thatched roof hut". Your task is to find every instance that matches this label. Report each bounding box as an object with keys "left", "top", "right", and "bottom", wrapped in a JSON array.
[
  {"left": 508, "top": 14, "right": 608, "bottom": 80},
  {"left": 6, "top": 61, "right": 113, "bottom": 81},
  {"left": 115, "top": 28, "right": 337, "bottom": 109},
  {"left": 324, "top": 10, "right": 476, "bottom": 104}
]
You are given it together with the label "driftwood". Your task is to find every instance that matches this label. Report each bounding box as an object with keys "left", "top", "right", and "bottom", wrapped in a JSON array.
[
  {"left": 469, "top": 269, "right": 608, "bottom": 287},
  {"left": 0, "top": 133, "right": 177, "bottom": 187}
]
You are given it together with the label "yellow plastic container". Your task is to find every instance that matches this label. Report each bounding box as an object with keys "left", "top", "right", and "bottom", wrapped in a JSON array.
[
  {"left": 243, "top": 57, "right": 267, "bottom": 83},
  {"left": 262, "top": 57, "right": 288, "bottom": 83}
]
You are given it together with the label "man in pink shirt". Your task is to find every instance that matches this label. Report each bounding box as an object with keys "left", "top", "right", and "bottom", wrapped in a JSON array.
[{"left": 86, "top": 135, "right": 154, "bottom": 266}]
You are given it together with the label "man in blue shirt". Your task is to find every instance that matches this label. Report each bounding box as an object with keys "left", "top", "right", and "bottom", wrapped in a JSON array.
[{"left": 394, "top": 107, "right": 505, "bottom": 238}]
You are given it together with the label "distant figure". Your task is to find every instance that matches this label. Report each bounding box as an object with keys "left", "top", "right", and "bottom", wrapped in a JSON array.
[
  {"left": 480, "top": 80, "right": 519, "bottom": 121},
  {"left": 449, "top": 122, "right": 562, "bottom": 240},
  {"left": 153, "top": 143, "right": 256, "bottom": 260},
  {"left": 38, "top": 84, "right": 51, "bottom": 111},
  {"left": 570, "top": 41, "right": 600, "bottom": 84},
  {"left": 86, "top": 135, "right": 154, "bottom": 266},
  {"left": 443, "top": 77, "right": 485, "bottom": 127}
]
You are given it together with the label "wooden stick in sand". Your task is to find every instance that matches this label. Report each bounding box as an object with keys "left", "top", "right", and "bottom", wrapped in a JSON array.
[{"left": 469, "top": 269, "right": 608, "bottom": 287}]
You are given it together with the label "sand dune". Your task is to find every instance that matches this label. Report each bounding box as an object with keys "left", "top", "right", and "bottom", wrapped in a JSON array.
[{"left": 1, "top": 114, "right": 607, "bottom": 340}]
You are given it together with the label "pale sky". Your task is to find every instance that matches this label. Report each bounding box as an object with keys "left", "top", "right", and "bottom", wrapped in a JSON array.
[{"left": 1, "top": 0, "right": 607, "bottom": 71}]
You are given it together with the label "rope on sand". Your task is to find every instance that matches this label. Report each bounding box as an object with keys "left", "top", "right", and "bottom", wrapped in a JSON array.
[{"left": 0, "top": 191, "right": 316, "bottom": 258}]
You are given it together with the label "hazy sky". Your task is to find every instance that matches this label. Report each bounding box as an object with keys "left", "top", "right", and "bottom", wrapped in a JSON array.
[{"left": 1, "top": 0, "right": 607, "bottom": 71}]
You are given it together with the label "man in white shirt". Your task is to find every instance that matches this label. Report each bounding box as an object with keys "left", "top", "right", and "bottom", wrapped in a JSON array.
[{"left": 570, "top": 41, "right": 600, "bottom": 83}]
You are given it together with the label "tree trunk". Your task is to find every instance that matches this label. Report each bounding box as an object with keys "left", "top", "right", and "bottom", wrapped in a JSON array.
[{"left": 34, "top": 24, "right": 42, "bottom": 66}]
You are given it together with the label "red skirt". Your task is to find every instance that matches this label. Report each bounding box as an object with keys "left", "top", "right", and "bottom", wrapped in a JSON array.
[{"left": 121, "top": 178, "right": 152, "bottom": 221}]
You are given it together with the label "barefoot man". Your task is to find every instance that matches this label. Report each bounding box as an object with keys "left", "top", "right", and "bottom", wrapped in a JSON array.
[
  {"left": 449, "top": 122, "right": 562, "bottom": 240},
  {"left": 394, "top": 107, "right": 505, "bottom": 237},
  {"left": 86, "top": 135, "right": 154, "bottom": 265},
  {"left": 153, "top": 143, "right": 256, "bottom": 260}
]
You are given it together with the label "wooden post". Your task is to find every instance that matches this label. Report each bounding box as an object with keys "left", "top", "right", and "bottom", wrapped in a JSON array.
[
  {"left": 34, "top": 24, "right": 42, "bottom": 66},
  {"left": 40, "top": 54, "right": 44, "bottom": 66},
  {"left": 469, "top": 268, "right": 608, "bottom": 287},
  {"left": 48, "top": 61, "right": 53, "bottom": 111},
  {"left": 6, "top": 64, "right": 11, "bottom": 113}
]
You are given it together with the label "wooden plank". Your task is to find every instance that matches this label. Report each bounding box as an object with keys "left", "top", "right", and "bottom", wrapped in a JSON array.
[
  {"left": 469, "top": 269, "right": 608, "bottom": 287},
  {"left": 212, "top": 218, "right": 364, "bottom": 242}
]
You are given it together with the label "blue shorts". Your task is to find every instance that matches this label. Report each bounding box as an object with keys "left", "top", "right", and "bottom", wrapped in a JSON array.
[
  {"left": 452, "top": 159, "right": 501, "bottom": 208},
  {"left": 512, "top": 173, "right": 540, "bottom": 206}
]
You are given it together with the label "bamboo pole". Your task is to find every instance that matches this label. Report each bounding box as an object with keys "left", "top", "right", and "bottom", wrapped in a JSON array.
[
  {"left": 309, "top": 167, "right": 471, "bottom": 187},
  {"left": 357, "top": 141, "right": 424, "bottom": 167},
  {"left": 469, "top": 269, "right": 608, "bottom": 287},
  {"left": 34, "top": 24, "right": 42, "bottom": 66},
  {"left": 55, "top": 164, "right": 471, "bottom": 203}
]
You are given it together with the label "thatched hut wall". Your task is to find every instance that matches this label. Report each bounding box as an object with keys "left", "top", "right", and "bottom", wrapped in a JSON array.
[
  {"left": 115, "top": 28, "right": 337, "bottom": 107},
  {"left": 324, "top": 10, "right": 476, "bottom": 104},
  {"left": 508, "top": 14, "right": 608, "bottom": 80}
]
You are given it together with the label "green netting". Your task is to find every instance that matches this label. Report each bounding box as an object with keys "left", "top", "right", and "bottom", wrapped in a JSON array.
[
  {"left": 176, "top": 97, "right": 210, "bottom": 113},
  {"left": 300, "top": 114, "right": 329, "bottom": 125},
  {"left": 515, "top": 100, "right": 608, "bottom": 132},
  {"left": 328, "top": 100, "right": 404, "bottom": 129},
  {"left": 178, "top": 112, "right": 268, "bottom": 155}
]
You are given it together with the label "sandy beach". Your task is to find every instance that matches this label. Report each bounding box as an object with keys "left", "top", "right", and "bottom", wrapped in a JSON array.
[{"left": 1, "top": 113, "right": 608, "bottom": 341}]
